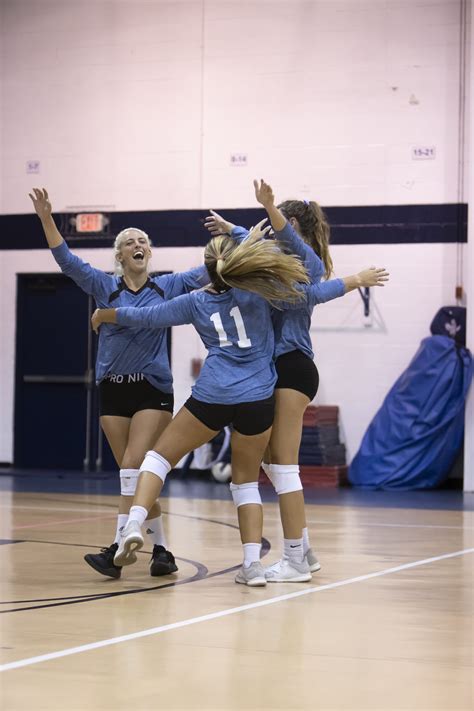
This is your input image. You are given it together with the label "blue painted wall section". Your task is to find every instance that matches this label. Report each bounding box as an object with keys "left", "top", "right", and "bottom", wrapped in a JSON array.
[{"left": 0, "top": 203, "right": 468, "bottom": 250}]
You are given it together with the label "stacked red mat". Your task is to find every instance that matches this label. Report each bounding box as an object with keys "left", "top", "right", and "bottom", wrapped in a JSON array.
[
  {"left": 259, "top": 405, "right": 348, "bottom": 488},
  {"left": 302, "top": 405, "right": 340, "bottom": 427}
]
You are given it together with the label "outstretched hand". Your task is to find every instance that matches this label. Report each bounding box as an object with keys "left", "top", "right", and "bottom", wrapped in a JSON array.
[
  {"left": 357, "top": 267, "right": 390, "bottom": 288},
  {"left": 29, "top": 188, "right": 52, "bottom": 220},
  {"left": 253, "top": 179, "right": 275, "bottom": 209},
  {"left": 204, "top": 210, "right": 236, "bottom": 237}
]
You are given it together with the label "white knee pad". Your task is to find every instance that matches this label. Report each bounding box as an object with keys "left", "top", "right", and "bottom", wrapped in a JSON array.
[
  {"left": 120, "top": 468, "right": 139, "bottom": 496},
  {"left": 230, "top": 481, "right": 262, "bottom": 507},
  {"left": 140, "top": 451, "right": 171, "bottom": 484},
  {"left": 268, "top": 464, "right": 303, "bottom": 495}
]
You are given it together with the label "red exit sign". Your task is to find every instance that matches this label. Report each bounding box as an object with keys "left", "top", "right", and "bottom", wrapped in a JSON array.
[{"left": 76, "top": 213, "right": 105, "bottom": 233}]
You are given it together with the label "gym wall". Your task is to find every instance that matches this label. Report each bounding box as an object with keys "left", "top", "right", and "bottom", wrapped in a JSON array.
[{"left": 0, "top": 0, "right": 465, "bottom": 463}]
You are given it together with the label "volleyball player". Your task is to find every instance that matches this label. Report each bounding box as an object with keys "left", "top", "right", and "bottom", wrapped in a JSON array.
[
  {"left": 29, "top": 188, "right": 209, "bottom": 579},
  {"left": 204, "top": 180, "right": 388, "bottom": 581},
  {"left": 91, "top": 224, "right": 316, "bottom": 586}
]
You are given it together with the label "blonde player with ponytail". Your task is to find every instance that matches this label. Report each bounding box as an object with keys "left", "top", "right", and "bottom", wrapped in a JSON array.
[{"left": 91, "top": 225, "right": 325, "bottom": 586}]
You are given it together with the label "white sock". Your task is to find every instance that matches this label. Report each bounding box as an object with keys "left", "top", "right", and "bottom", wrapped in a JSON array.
[
  {"left": 114, "top": 514, "right": 129, "bottom": 544},
  {"left": 243, "top": 542, "right": 261, "bottom": 568},
  {"left": 127, "top": 505, "right": 148, "bottom": 528},
  {"left": 145, "top": 515, "right": 167, "bottom": 548},
  {"left": 284, "top": 537, "right": 304, "bottom": 563},
  {"left": 302, "top": 527, "right": 310, "bottom": 555}
]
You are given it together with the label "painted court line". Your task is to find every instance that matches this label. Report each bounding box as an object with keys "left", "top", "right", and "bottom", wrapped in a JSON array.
[
  {"left": 1, "top": 547, "right": 472, "bottom": 673},
  {"left": 11, "top": 514, "right": 116, "bottom": 531},
  {"left": 209, "top": 512, "right": 470, "bottom": 530},
  {"left": 307, "top": 519, "right": 472, "bottom": 530},
  {"left": 0, "top": 505, "right": 112, "bottom": 514}
]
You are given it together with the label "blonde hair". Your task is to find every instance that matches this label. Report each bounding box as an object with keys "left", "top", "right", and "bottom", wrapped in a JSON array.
[
  {"left": 113, "top": 227, "right": 151, "bottom": 275},
  {"left": 204, "top": 226, "right": 309, "bottom": 306},
  {"left": 278, "top": 199, "right": 333, "bottom": 278}
]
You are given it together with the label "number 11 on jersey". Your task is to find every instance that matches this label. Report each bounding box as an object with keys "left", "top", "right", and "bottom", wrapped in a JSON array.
[{"left": 210, "top": 307, "right": 252, "bottom": 348}]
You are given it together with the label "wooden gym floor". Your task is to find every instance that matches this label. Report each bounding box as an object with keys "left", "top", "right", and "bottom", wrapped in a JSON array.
[{"left": 0, "top": 472, "right": 473, "bottom": 711}]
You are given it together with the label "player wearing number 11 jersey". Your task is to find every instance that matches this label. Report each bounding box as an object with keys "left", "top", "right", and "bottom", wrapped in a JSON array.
[{"left": 118, "top": 287, "right": 277, "bottom": 405}]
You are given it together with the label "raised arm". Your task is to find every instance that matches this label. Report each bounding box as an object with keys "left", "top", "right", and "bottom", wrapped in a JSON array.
[
  {"left": 253, "top": 179, "right": 287, "bottom": 232},
  {"left": 253, "top": 179, "right": 324, "bottom": 282},
  {"left": 91, "top": 292, "right": 195, "bottom": 333},
  {"left": 29, "top": 188, "right": 63, "bottom": 248},
  {"left": 204, "top": 210, "right": 251, "bottom": 247},
  {"left": 29, "top": 188, "right": 114, "bottom": 301}
]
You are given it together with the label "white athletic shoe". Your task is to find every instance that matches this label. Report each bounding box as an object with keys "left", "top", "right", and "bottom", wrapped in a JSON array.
[
  {"left": 113, "top": 520, "right": 143, "bottom": 567},
  {"left": 305, "top": 547, "right": 321, "bottom": 573},
  {"left": 264, "top": 557, "right": 312, "bottom": 583},
  {"left": 235, "top": 561, "right": 267, "bottom": 587}
]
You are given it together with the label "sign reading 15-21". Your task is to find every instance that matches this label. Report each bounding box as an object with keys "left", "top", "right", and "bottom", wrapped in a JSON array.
[{"left": 412, "top": 146, "right": 436, "bottom": 160}]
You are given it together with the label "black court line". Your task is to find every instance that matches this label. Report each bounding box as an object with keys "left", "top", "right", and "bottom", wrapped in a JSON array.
[
  {"left": 0, "top": 544, "right": 207, "bottom": 604},
  {"left": 0, "top": 540, "right": 24, "bottom": 545},
  {"left": 0, "top": 514, "right": 272, "bottom": 614}
]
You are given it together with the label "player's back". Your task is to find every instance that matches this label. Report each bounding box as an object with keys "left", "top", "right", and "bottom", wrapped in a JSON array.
[{"left": 189, "top": 288, "right": 276, "bottom": 405}]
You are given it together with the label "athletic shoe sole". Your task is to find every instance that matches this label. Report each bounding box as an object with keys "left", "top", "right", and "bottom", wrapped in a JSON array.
[
  {"left": 266, "top": 571, "right": 312, "bottom": 583},
  {"left": 235, "top": 575, "right": 266, "bottom": 587},
  {"left": 114, "top": 537, "right": 142, "bottom": 566}
]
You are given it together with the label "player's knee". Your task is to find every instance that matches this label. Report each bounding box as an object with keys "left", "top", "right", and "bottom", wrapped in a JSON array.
[
  {"left": 267, "top": 464, "right": 302, "bottom": 495},
  {"left": 229, "top": 481, "right": 262, "bottom": 507},
  {"left": 140, "top": 450, "right": 171, "bottom": 483},
  {"left": 120, "top": 468, "right": 139, "bottom": 496}
]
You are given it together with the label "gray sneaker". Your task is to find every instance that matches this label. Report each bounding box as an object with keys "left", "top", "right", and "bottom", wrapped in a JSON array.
[
  {"left": 235, "top": 561, "right": 267, "bottom": 587},
  {"left": 306, "top": 547, "right": 321, "bottom": 572},
  {"left": 264, "top": 557, "right": 312, "bottom": 583},
  {"left": 113, "top": 520, "right": 143, "bottom": 567}
]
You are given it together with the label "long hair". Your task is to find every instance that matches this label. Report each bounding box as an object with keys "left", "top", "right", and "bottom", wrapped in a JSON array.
[
  {"left": 113, "top": 228, "right": 151, "bottom": 275},
  {"left": 278, "top": 199, "right": 333, "bottom": 278},
  {"left": 204, "top": 225, "right": 309, "bottom": 306}
]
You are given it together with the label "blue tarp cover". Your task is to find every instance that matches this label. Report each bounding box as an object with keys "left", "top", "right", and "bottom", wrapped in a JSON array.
[{"left": 349, "top": 335, "right": 473, "bottom": 489}]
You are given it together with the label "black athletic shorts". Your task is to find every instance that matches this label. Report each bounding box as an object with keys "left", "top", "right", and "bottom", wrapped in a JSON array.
[
  {"left": 184, "top": 394, "right": 275, "bottom": 436},
  {"left": 275, "top": 350, "right": 319, "bottom": 400},
  {"left": 99, "top": 373, "right": 174, "bottom": 418}
]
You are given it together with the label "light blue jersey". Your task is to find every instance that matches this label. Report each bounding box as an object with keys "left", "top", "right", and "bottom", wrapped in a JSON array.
[
  {"left": 231, "top": 223, "right": 345, "bottom": 359},
  {"left": 117, "top": 289, "right": 277, "bottom": 404},
  {"left": 51, "top": 241, "right": 208, "bottom": 391}
]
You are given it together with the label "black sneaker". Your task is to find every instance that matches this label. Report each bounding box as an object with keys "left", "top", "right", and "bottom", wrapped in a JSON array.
[
  {"left": 149, "top": 545, "right": 178, "bottom": 577},
  {"left": 84, "top": 543, "right": 122, "bottom": 579}
]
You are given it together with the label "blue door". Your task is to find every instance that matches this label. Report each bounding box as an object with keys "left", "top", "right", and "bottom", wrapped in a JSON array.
[{"left": 14, "top": 272, "right": 171, "bottom": 471}]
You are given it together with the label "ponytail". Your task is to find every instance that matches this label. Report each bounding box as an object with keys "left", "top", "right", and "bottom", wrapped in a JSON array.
[
  {"left": 204, "top": 226, "right": 309, "bottom": 306},
  {"left": 278, "top": 199, "right": 334, "bottom": 278}
]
